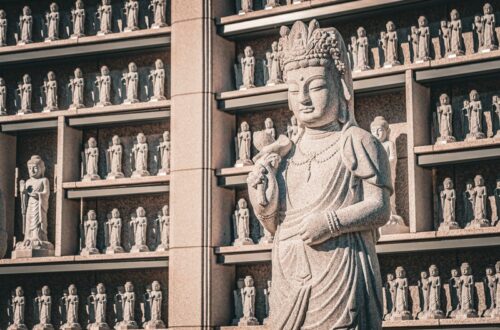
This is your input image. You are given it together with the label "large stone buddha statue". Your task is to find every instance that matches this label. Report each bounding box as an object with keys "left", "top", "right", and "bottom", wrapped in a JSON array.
[{"left": 247, "top": 20, "right": 391, "bottom": 329}]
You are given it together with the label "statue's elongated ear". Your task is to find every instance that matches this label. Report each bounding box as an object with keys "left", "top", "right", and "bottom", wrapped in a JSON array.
[{"left": 341, "top": 78, "right": 351, "bottom": 102}]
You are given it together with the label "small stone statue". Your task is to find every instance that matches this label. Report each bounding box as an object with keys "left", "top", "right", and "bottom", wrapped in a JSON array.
[
  {"left": 149, "top": 0, "right": 167, "bottom": 28},
  {"left": 105, "top": 208, "right": 125, "bottom": 254},
  {"left": 478, "top": 3, "right": 497, "bottom": 52},
  {"left": 263, "top": 280, "right": 271, "bottom": 325},
  {"left": 440, "top": 20, "right": 451, "bottom": 56},
  {"left": 122, "top": 62, "right": 139, "bottom": 104},
  {"left": 34, "top": 286, "right": 52, "bottom": 330},
  {"left": 457, "top": 262, "right": 477, "bottom": 319},
  {"left": 69, "top": 68, "right": 85, "bottom": 109},
  {"left": 484, "top": 267, "right": 496, "bottom": 317},
  {"left": 449, "top": 268, "right": 461, "bottom": 318},
  {"left": 42, "top": 71, "right": 58, "bottom": 112},
  {"left": 60, "top": 285, "right": 81, "bottom": 329},
  {"left": 123, "top": 0, "right": 139, "bottom": 32},
  {"left": 131, "top": 133, "right": 150, "bottom": 178},
  {"left": 427, "top": 265, "right": 445, "bottom": 319},
  {"left": 462, "top": 90, "right": 485, "bottom": 141},
  {"left": 87, "top": 283, "right": 109, "bottom": 330},
  {"left": 436, "top": 93, "right": 456, "bottom": 144},
  {"left": 95, "top": 66, "right": 112, "bottom": 106},
  {"left": 17, "top": 74, "right": 32, "bottom": 114},
  {"left": 415, "top": 16, "right": 431, "bottom": 62},
  {"left": 384, "top": 273, "right": 396, "bottom": 320},
  {"left": 265, "top": 0, "right": 279, "bottom": 9},
  {"left": 13, "top": 156, "right": 54, "bottom": 259},
  {"left": 239, "top": 0, "right": 253, "bottom": 14},
  {"left": 352, "top": 27, "right": 370, "bottom": 71},
  {"left": 266, "top": 41, "right": 283, "bottom": 86},
  {"left": 155, "top": 205, "right": 169, "bottom": 251},
  {"left": 239, "top": 275, "right": 259, "bottom": 326},
  {"left": 115, "top": 282, "right": 138, "bottom": 328},
  {"left": 463, "top": 180, "right": 475, "bottom": 224},
  {"left": 240, "top": 46, "right": 255, "bottom": 90},
  {"left": 149, "top": 59, "right": 166, "bottom": 101},
  {"left": 235, "top": 121, "right": 253, "bottom": 167},
  {"left": 83, "top": 137, "right": 101, "bottom": 182},
  {"left": 81, "top": 210, "right": 99, "bottom": 256},
  {"left": 371, "top": 116, "right": 408, "bottom": 234},
  {"left": 264, "top": 117, "right": 276, "bottom": 141},
  {"left": 380, "top": 21, "right": 400, "bottom": 67},
  {"left": 493, "top": 95, "right": 500, "bottom": 139},
  {"left": 0, "top": 77, "right": 6, "bottom": 115},
  {"left": 439, "top": 177, "right": 459, "bottom": 231},
  {"left": 130, "top": 206, "right": 150, "bottom": 252},
  {"left": 142, "top": 281, "right": 165, "bottom": 329},
  {"left": 495, "top": 179, "right": 500, "bottom": 226},
  {"left": 474, "top": 15, "right": 485, "bottom": 52},
  {"left": 157, "top": 131, "right": 170, "bottom": 176},
  {"left": 71, "top": 0, "right": 85, "bottom": 38},
  {"left": 466, "top": 174, "right": 489, "bottom": 228},
  {"left": 287, "top": 115, "right": 299, "bottom": 140},
  {"left": 448, "top": 9, "right": 464, "bottom": 57},
  {"left": 18, "top": 6, "right": 33, "bottom": 45},
  {"left": 106, "top": 135, "right": 125, "bottom": 179},
  {"left": 232, "top": 278, "right": 244, "bottom": 325},
  {"left": 0, "top": 10, "right": 7, "bottom": 47},
  {"left": 7, "top": 287, "right": 27, "bottom": 330},
  {"left": 391, "top": 266, "right": 411, "bottom": 320},
  {"left": 232, "top": 198, "right": 254, "bottom": 246},
  {"left": 45, "top": 3, "right": 60, "bottom": 42},
  {"left": 492, "top": 261, "right": 500, "bottom": 317},
  {"left": 418, "top": 270, "right": 430, "bottom": 319},
  {"left": 97, "top": 0, "right": 112, "bottom": 35}
]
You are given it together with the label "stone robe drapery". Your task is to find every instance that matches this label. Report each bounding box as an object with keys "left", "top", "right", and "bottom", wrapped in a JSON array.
[
  {"left": 95, "top": 295, "right": 106, "bottom": 323},
  {"left": 40, "top": 296, "right": 51, "bottom": 324},
  {"left": 151, "top": 291, "right": 161, "bottom": 320},
  {"left": 100, "top": 7, "right": 112, "bottom": 32},
  {"left": 269, "top": 125, "right": 390, "bottom": 330}
]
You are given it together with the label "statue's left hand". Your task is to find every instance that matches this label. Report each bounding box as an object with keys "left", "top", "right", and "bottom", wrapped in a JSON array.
[{"left": 299, "top": 212, "right": 333, "bottom": 246}]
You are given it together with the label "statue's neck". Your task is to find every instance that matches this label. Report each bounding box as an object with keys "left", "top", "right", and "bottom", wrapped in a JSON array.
[{"left": 303, "top": 122, "right": 341, "bottom": 140}]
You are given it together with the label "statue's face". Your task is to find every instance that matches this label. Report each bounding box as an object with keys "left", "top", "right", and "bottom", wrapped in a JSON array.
[
  {"left": 112, "top": 208, "right": 120, "bottom": 218},
  {"left": 89, "top": 138, "right": 97, "bottom": 148},
  {"left": 75, "top": 69, "right": 82, "bottom": 78},
  {"left": 137, "top": 207, "right": 145, "bottom": 217},
  {"left": 77, "top": 1, "right": 84, "bottom": 9},
  {"left": 88, "top": 210, "right": 97, "bottom": 220},
  {"left": 444, "top": 179, "right": 453, "bottom": 189},
  {"left": 129, "top": 62, "right": 137, "bottom": 72},
  {"left": 0, "top": 10, "right": 5, "bottom": 19},
  {"left": 430, "top": 267, "right": 438, "bottom": 276},
  {"left": 163, "top": 131, "right": 169, "bottom": 140},
  {"left": 466, "top": 182, "right": 473, "bottom": 190},
  {"left": 24, "top": 75, "right": 31, "bottom": 84},
  {"left": 451, "top": 269, "right": 458, "bottom": 276},
  {"left": 125, "top": 282, "right": 134, "bottom": 292},
  {"left": 419, "top": 16, "right": 427, "bottom": 27},
  {"left": 112, "top": 135, "right": 120, "bottom": 145},
  {"left": 0, "top": 78, "right": 4, "bottom": 86},
  {"left": 486, "top": 268, "right": 493, "bottom": 275},
  {"left": 156, "top": 59, "right": 164, "bottom": 69},
  {"left": 440, "top": 94, "right": 449, "bottom": 105},
  {"left": 238, "top": 198, "right": 247, "bottom": 209},
  {"left": 152, "top": 281, "right": 160, "bottom": 291},
  {"left": 241, "top": 122, "right": 249, "bottom": 132},
  {"left": 162, "top": 205, "right": 168, "bottom": 215},
  {"left": 371, "top": 126, "right": 388, "bottom": 142},
  {"left": 287, "top": 65, "right": 341, "bottom": 128},
  {"left": 244, "top": 47, "right": 253, "bottom": 57},
  {"left": 272, "top": 42, "right": 278, "bottom": 52},
  {"left": 357, "top": 27, "right": 365, "bottom": 37},
  {"left": 69, "top": 286, "right": 77, "bottom": 295},
  {"left": 50, "top": 3, "right": 58, "bottom": 12},
  {"left": 48, "top": 72, "right": 56, "bottom": 81},
  {"left": 16, "top": 287, "right": 23, "bottom": 296},
  {"left": 485, "top": 4, "right": 492, "bottom": 14},
  {"left": 265, "top": 118, "right": 273, "bottom": 129},
  {"left": 244, "top": 277, "right": 253, "bottom": 287},
  {"left": 461, "top": 264, "right": 470, "bottom": 275},
  {"left": 42, "top": 286, "right": 50, "bottom": 295},
  {"left": 451, "top": 10, "right": 459, "bottom": 20},
  {"left": 386, "top": 21, "right": 395, "bottom": 32},
  {"left": 28, "top": 163, "right": 41, "bottom": 178},
  {"left": 23, "top": 6, "right": 31, "bottom": 16},
  {"left": 396, "top": 268, "right": 405, "bottom": 278},
  {"left": 421, "top": 271, "right": 428, "bottom": 279},
  {"left": 138, "top": 133, "right": 146, "bottom": 143},
  {"left": 474, "top": 175, "right": 483, "bottom": 186},
  {"left": 387, "top": 273, "right": 394, "bottom": 281},
  {"left": 101, "top": 66, "right": 109, "bottom": 76},
  {"left": 97, "top": 284, "right": 105, "bottom": 294}
]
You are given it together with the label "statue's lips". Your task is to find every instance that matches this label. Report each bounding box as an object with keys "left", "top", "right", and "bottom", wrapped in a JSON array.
[{"left": 299, "top": 107, "right": 314, "bottom": 114}]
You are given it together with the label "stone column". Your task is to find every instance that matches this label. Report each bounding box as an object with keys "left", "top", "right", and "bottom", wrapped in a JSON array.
[
  {"left": 169, "top": 1, "right": 235, "bottom": 328},
  {"left": 0, "top": 132, "right": 16, "bottom": 258}
]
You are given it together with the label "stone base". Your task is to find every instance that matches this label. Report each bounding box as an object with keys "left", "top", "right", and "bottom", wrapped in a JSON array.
[
  {"left": 149, "top": 96, "right": 167, "bottom": 102},
  {"left": 17, "top": 109, "right": 32, "bottom": 115},
  {"left": 238, "top": 317, "right": 259, "bottom": 326},
  {"left": 266, "top": 80, "right": 283, "bottom": 86},
  {"left": 239, "top": 84, "right": 255, "bottom": 90},
  {"left": 438, "top": 221, "right": 460, "bottom": 231},
  {"left": 70, "top": 34, "right": 85, "bottom": 39},
  {"left": 82, "top": 174, "right": 101, "bottom": 182},
  {"left": 263, "top": 317, "right": 270, "bottom": 325},
  {"left": 87, "top": 322, "right": 110, "bottom": 330},
  {"left": 97, "top": 31, "right": 112, "bottom": 36},
  {"left": 454, "top": 309, "right": 478, "bottom": 319},
  {"left": 490, "top": 307, "right": 500, "bottom": 318},
  {"left": 17, "top": 40, "right": 33, "bottom": 46},
  {"left": 12, "top": 240, "right": 55, "bottom": 259},
  {"left": 60, "top": 323, "right": 81, "bottom": 330},
  {"left": 69, "top": 103, "right": 85, "bottom": 110},
  {"left": 106, "top": 172, "right": 125, "bottom": 180},
  {"left": 157, "top": 169, "right": 170, "bottom": 176},
  {"left": 264, "top": 4, "right": 279, "bottom": 9},
  {"left": 123, "top": 99, "right": 139, "bottom": 105},
  {"left": 380, "top": 214, "right": 409, "bottom": 235},
  {"left": 80, "top": 247, "right": 100, "bottom": 256},
  {"left": 130, "top": 244, "right": 150, "bottom": 253},
  {"left": 131, "top": 171, "right": 150, "bottom": 178},
  {"left": 124, "top": 27, "right": 139, "bottom": 32},
  {"left": 390, "top": 311, "right": 412, "bottom": 321},
  {"left": 259, "top": 236, "right": 273, "bottom": 245},
  {"left": 143, "top": 320, "right": 166, "bottom": 329},
  {"left": 114, "top": 321, "right": 138, "bottom": 330},
  {"left": 233, "top": 238, "right": 254, "bottom": 246},
  {"left": 465, "top": 132, "right": 485, "bottom": 141},
  {"left": 156, "top": 244, "right": 168, "bottom": 252},
  {"left": 466, "top": 219, "right": 490, "bottom": 229},
  {"left": 353, "top": 65, "right": 371, "bottom": 72},
  {"left": 106, "top": 246, "right": 125, "bottom": 254},
  {"left": 33, "top": 323, "right": 54, "bottom": 330},
  {"left": 495, "top": 131, "right": 500, "bottom": 139},
  {"left": 151, "top": 23, "right": 167, "bottom": 29},
  {"left": 238, "top": 10, "right": 253, "bottom": 15},
  {"left": 447, "top": 51, "right": 464, "bottom": 58},
  {"left": 419, "top": 310, "right": 445, "bottom": 320},
  {"left": 480, "top": 45, "right": 498, "bottom": 53},
  {"left": 96, "top": 102, "right": 112, "bottom": 107},
  {"left": 7, "top": 324, "right": 28, "bottom": 330},
  {"left": 234, "top": 160, "right": 253, "bottom": 167},
  {"left": 435, "top": 136, "right": 456, "bottom": 144},
  {"left": 45, "top": 37, "right": 58, "bottom": 42},
  {"left": 42, "top": 107, "right": 58, "bottom": 113},
  {"left": 383, "top": 61, "right": 401, "bottom": 68}
]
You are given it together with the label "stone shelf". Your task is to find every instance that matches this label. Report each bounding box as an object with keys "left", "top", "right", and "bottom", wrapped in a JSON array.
[
  {"left": 0, "top": 27, "right": 171, "bottom": 67},
  {"left": 215, "top": 227, "right": 500, "bottom": 264},
  {"left": 63, "top": 176, "right": 170, "bottom": 199},
  {"left": 0, "top": 251, "right": 168, "bottom": 275},
  {"left": 216, "top": 166, "right": 253, "bottom": 188}
]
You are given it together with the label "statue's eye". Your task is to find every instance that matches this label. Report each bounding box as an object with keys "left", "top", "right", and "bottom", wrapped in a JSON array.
[{"left": 309, "top": 80, "right": 326, "bottom": 91}]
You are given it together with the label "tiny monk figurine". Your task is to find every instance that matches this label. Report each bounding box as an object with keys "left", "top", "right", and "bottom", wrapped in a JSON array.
[
  {"left": 34, "top": 285, "right": 53, "bottom": 330},
  {"left": 17, "top": 74, "right": 32, "bottom": 114},
  {"left": 0, "top": 10, "right": 7, "bottom": 47},
  {"left": 7, "top": 287, "right": 27, "bottom": 330},
  {"left": 149, "top": 0, "right": 167, "bottom": 28},
  {"left": 97, "top": 0, "right": 112, "bottom": 35},
  {"left": 45, "top": 3, "right": 60, "bottom": 42},
  {"left": 0, "top": 77, "right": 7, "bottom": 115},
  {"left": 18, "top": 6, "right": 33, "bottom": 45},
  {"left": 82, "top": 137, "right": 101, "bottom": 182},
  {"left": 95, "top": 66, "right": 112, "bottom": 106},
  {"left": 149, "top": 59, "right": 166, "bottom": 101},
  {"left": 81, "top": 210, "right": 99, "bottom": 256},
  {"left": 436, "top": 93, "right": 456, "bottom": 144},
  {"left": 69, "top": 68, "right": 85, "bottom": 109},
  {"left": 123, "top": 0, "right": 139, "bottom": 32},
  {"left": 71, "top": 0, "right": 86, "bottom": 38},
  {"left": 240, "top": 46, "right": 255, "bottom": 90},
  {"left": 131, "top": 133, "right": 150, "bottom": 178},
  {"left": 42, "top": 71, "right": 58, "bottom": 112}
]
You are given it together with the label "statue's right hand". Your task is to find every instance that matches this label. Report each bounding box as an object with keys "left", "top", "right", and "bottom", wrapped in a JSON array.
[{"left": 246, "top": 154, "right": 280, "bottom": 217}]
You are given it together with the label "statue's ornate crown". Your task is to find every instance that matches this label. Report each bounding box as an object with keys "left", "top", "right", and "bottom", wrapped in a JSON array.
[{"left": 282, "top": 19, "right": 346, "bottom": 75}]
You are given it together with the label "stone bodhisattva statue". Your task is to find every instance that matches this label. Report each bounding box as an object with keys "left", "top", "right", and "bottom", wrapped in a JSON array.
[
  {"left": 246, "top": 20, "right": 391, "bottom": 329},
  {"left": 131, "top": 133, "right": 150, "bottom": 178},
  {"left": 97, "top": 0, "right": 112, "bottom": 35},
  {"left": 457, "top": 262, "right": 478, "bottom": 319},
  {"left": 466, "top": 174, "right": 489, "bottom": 228},
  {"left": 493, "top": 95, "right": 500, "bottom": 139},
  {"left": 81, "top": 210, "right": 99, "bottom": 256},
  {"left": 463, "top": 90, "right": 485, "bottom": 141},
  {"left": 351, "top": 26, "right": 370, "bottom": 71},
  {"left": 60, "top": 285, "right": 81, "bottom": 330},
  {"left": 17, "top": 74, "right": 32, "bottom": 114},
  {"left": 122, "top": 62, "right": 139, "bottom": 104},
  {"left": 14, "top": 156, "right": 54, "bottom": 258},
  {"left": 448, "top": 9, "right": 464, "bottom": 57},
  {"left": 232, "top": 198, "right": 253, "bottom": 246},
  {"left": 266, "top": 41, "right": 283, "bottom": 86},
  {"left": 239, "top": 0, "right": 253, "bottom": 14},
  {"left": 0, "top": 77, "right": 7, "bottom": 115},
  {"left": 142, "top": 281, "right": 165, "bottom": 329},
  {"left": 34, "top": 285, "right": 53, "bottom": 330},
  {"left": 235, "top": 121, "right": 253, "bottom": 167},
  {"left": 114, "top": 282, "right": 138, "bottom": 328},
  {"left": 418, "top": 265, "right": 445, "bottom": 320},
  {"left": 149, "top": 0, "right": 167, "bottom": 28},
  {"left": 83, "top": 137, "right": 101, "bottom": 182},
  {"left": 69, "top": 68, "right": 85, "bottom": 109},
  {"left": 124, "top": 0, "right": 139, "bottom": 32},
  {"left": 87, "top": 283, "right": 110, "bottom": 330},
  {"left": 149, "top": 59, "right": 166, "bottom": 101},
  {"left": 239, "top": 275, "right": 259, "bottom": 326},
  {"left": 18, "top": 6, "right": 33, "bottom": 45},
  {"left": 42, "top": 71, "right": 58, "bottom": 112},
  {"left": 0, "top": 10, "right": 7, "bottom": 47},
  {"left": 436, "top": 93, "right": 456, "bottom": 144},
  {"left": 155, "top": 205, "right": 169, "bottom": 251},
  {"left": 45, "top": 3, "right": 60, "bottom": 42},
  {"left": 439, "top": 177, "right": 460, "bottom": 231},
  {"left": 8, "top": 287, "right": 27, "bottom": 330},
  {"left": 476, "top": 3, "right": 497, "bottom": 52},
  {"left": 414, "top": 16, "right": 431, "bottom": 62},
  {"left": 240, "top": 46, "right": 255, "bottom": 90},
  {"left": 71, "top": 0, "right": 86, "bottom": 38},
  {"left": 105, "top": 208, "right": 125, "bottom": 254},
  {"left": 130, "top": 206, "right": 149, "bottom": 252},
  {"left": 157, "top": 131, "right": 170, "bottom": 175},
  {"left": 106, "top": 135, "right": 125, "bottom": 179},
  {"left": 96, "top": 66, "right": 112, "bottom": 106},
  {"left": 380, "top": 21, "right": 400, "bottom": 67}
]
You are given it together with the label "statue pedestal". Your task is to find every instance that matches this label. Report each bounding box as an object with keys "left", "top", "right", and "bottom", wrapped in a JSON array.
[
  {"left": 490, "top": 307, "right": 500, "bottom": 318},
  {"left": 96, "top": 102, "right": 112, "bottom": 107},
  {"left": 259, "top": 236, "right": 273, "bottom": 245},
  {"left": 69, "top": 103, "right": 85, "bottom": 110},
  {"left": 455, "top": 309, "right": 478, "bottom": 319},
  {"left": 87, "top": 323, "right": 110, "bottom": 330},
  {"left": 151, "top": 23, "right": 167, "bottom": 29},
  {"left": 12, "top": 240, "right": 55, "bottom": 259},
  {"left": 435, "top": 136, "right": 456, "bottom": 144},
  {"left": 238, "top": 317, "right": 259, "bottom": 326},
  {"left": 233, "top": 238, "right": 254, "bottom": 246},
  {"left": 114, "top": 321, "right": 138, "bottom": 330},
  {"left": 390, "top": 311, "right": 412, "bottom": 321},
  {"left": 80, "top": 247, "right": 100, "bottom": 256},
  {"left": 419, "top": 310, "right": 445, "bottom": 320},
  {"left": 131, "top": 170, "right": 150, "bottom": 178},
  {"left": 33, "top": 323, "right": 54, "bottom": 330},
  {"left": 157, "top": 169, "right": 170, "bottom": 176},
  {"left": 130, "top": 244, "right": 150, "bottom": 253},
  {"left": 143, "top": 320, "right": 166, "bottom": 329},
  {"left": 234, "top": 159, "right": 253, "bottom": 167},
  {"left": 438, "top": 221, "right": 460, "bottom": 231},
  {"left": 123, "top": 99, "right": 139, "bottom": 105},
  {"left": 106, "top": 246, "right": 125, "bottom": 254},
  {"left": 156, "top": 244, "right": 168, "bottom": 252},
  {"left": 82, "top": 174, "right": 101, "bottom": 182},
  {"left": 7, "top": 324, "right": 28, "bottom": 330},
  {"left": 106, "top": 172, "right": 125, "bottom": 180},
  {"left": 150, "top": 96, "right": 167, "bottom": 102},
  {"left": 466, "top": 219, "right": 490, "bottom": 229},
  {"left": 124, "top": 27, "right": 139, "bottom": 32},
  {"left": 465, "top": 132, "right": 486, "bottom": 141},
  {"left": 60, "top": 323, "right": 81, "bottom": 330}
]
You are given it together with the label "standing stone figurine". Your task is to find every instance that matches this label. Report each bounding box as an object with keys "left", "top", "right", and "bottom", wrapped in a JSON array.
[
  {"left": 69, "top": 68, "right": 85, "bottom": 109},
  {"left": 149, "top": 59, "right": 166, "bottom": 101},
  {"left": 155, "top": 205, "right": 169, "bottom": 251},
  {"left": 81, "top": 210, "right": 99, "bottom": 256},
  {"left": 115, "top": 282, "right": 138, "bottom": 328},
  {"left": 266, "top": 41, "right": 283, "bottom": 86},
  {"left": 484, "top": 267, "right": 496, "bottom": 317},
  {"left": 232, "top": 198, "right": 253, "bottom": 246},
  {"left": 87, "top": 283, "right": 110, "bottom": 330},
  {"left": 439, "top": 177, "right": 459, "bottom": 231},
  {"left": 17, "top": 74, "right": 32, "bottom": 114},
  {"left": 380, "top": 21, "right": 400, "bottom": 67},
  {"left": 479, "top": 3, "right": 498, "bottom": 52},
  {"left": 286, "top": 115, "right": 299, "bottom": 140},
  {"left": 492, "top": 261, "right": 500, "bottom": 317},
  {"left": 142, "top": 281, "right": 165, "bottom": 329},
  {"left": 0, "top": 77, "right": 6, "bottom": 115},
  {"left": 34, "top": 286, "right": 52, "bottom": 330},
  {"left": 474, "top": 15, "right": 485, "bottom": 52},
  {"left": 246, "top": 20, "right": 391, "bottom": 329},
  {"left": 60, "top": 285, "right": 81, "bottom": 330},
  {"left": 427, "top": 265, "right": 445, "bottom": 319},
  {"left": 391, "top": 266, "right": 411, "bottom": 320},
  {"left": 130, "top": 206, "right": 150, "bottom": 252},
  {"left": 239, "top": 0, "right": 253, "bottom": 14},
  {"left": 149, "top": 0, "right": 167, "bottom": 28},
  {"left": 18, "top": 6, "right": 33, "bottom": 45},
  {"left": 122, "top": 62, "right": 139, "bottom": 104},
  {"left": 157, "top": 131, "right": 170, "bottom": 176},
  {"left": 462, "top": 90, "right": 485, "bottom": 141},
  {"left": 105, "top": 208, "right": 125, "bottom": 254},
  {"left": 457, "top": 262, "right": 478, "bottom": 319},
  {"left": 106, "top": 135, "right": 125, "bottom": 179},
  {"left": 232, "top": 278, "right": 244, "bottom": 325},
  {"left": 240, "top": 46, "right": 255, "bottom": 90},
  {"left": 0, "top": 10, "right": 7, "bottom": 47},
  {"left": 415, "top": 16, "right": 431, "bottom": 62},
  {"left": 263, "top": 280, "right": 271, "bottom": 325},
  {"left": 131, "top": 133, "right": 150, "bottom": 178},
  {"left": 42, "top": 71, "right": 58, "bottom": 112},
  {"left": 495, "top": 179, "right": 500, "bottom": 226},
  {"left": 123, "top": 0, "right": 139, "bottom": 32},
  {"left": 440, "top": 20, "right": 451, "bottom": 56},
  {"left": 7, "top": 287, "right": 27, "bottom": 330},
  {"left": 371, "top": 116, "right": 408, "bottom": 234},
  {"left": 235, "top": 121, "right": 253, "bottom": 167},
  {"left": 448, "top": 9, "right": 464, "bottom": 57},
  {"left": 351, "top": 27, "right": 370, "bottom": 71},
  {"left": 13, "top": 156, "right": 54, "bottom": 259},
  {"left": 436, "top": 93, "right": 456, "bottom": 144},
  {"left": 95, "top": 66, "right": 112, "bottom": 106},
  {"left": 449, "top": 268, "right": 461, "bottom": 318},
  {"left": 71, "top": 0, "right": 85, "bottom": 38},
  {"left": 97, "top": 0, "right": 112, "bottom": 35},
  {"left": 418, "top": 270, "right": 430, "bottom": 319},
  {"left": 45, "top": 3, "right": 60, "bottom": 42},
  {"left": 239, "top": 275, "right": 259, "bottom": 326},
  {"left": 466, "top": 174, "right": 489, "bottom": 228},
  {"left": 384, "top": 273, "right": 397, "bottom": 321},
  {"left": 493, "top": 95, "right": 500, "bottom": 139},
  {"left": 83, "top": 137, "right": 101, "bottom": 182}
]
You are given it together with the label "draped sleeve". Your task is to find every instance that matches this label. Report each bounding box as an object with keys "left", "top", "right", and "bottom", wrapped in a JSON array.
[{"left": 341, "top": 126, "right": 393, "bottom": 194}]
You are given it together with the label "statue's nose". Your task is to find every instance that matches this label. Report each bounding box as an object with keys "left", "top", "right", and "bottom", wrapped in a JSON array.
[{"left": 298, "top": 90, "right": 311, "bottom": 105}]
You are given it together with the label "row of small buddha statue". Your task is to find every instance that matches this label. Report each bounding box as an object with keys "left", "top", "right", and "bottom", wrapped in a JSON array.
[{"left": 0, "top": 0, "right": 167, "bottom": 47}]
